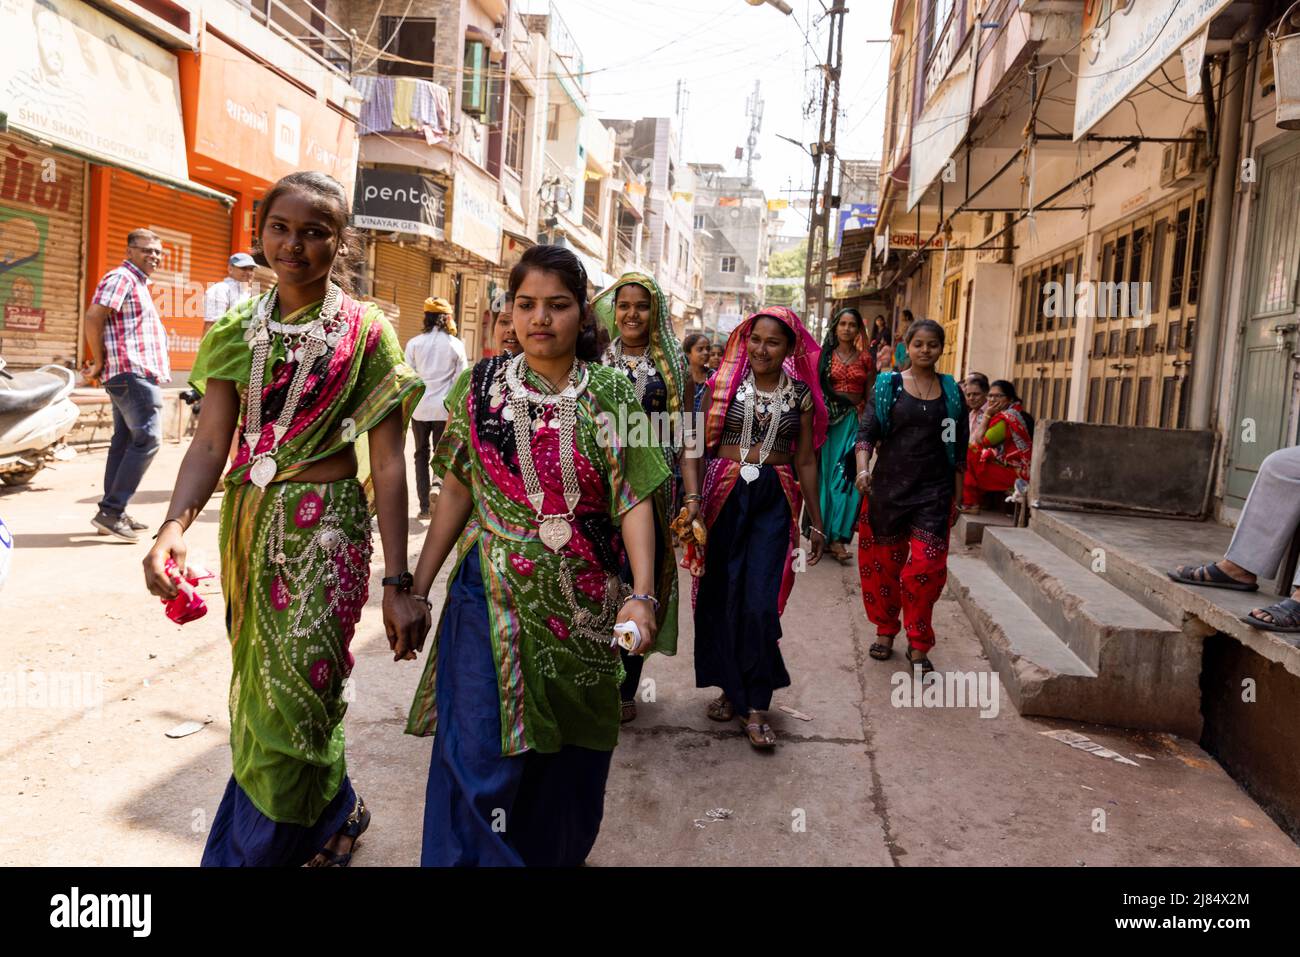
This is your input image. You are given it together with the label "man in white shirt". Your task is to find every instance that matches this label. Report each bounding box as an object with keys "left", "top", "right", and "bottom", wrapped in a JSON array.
[
  {"left": 405, "top": 296, "right": 468, "bottom": 518},
  {"left": 203, "top": 253, "right": 256, "bottom": 332}
]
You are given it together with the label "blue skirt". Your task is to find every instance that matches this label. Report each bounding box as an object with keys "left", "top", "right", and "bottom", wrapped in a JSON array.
[
  {"left": 200, "top": 774, "right": 357, "bottom": 867},
  {"left": 421, "top": 547, "right": 613, "bottom": 867},
  {"left": 693, "top": 463, "right": 792, "bottom": 713}
]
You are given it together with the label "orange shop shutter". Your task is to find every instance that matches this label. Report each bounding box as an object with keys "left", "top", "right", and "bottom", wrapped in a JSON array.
[
  {"left": 373, "top": 241, "right": 433, "bottom": 347},
  {"left": 103, "top": 168, "right": 232, "bottom": 374}
]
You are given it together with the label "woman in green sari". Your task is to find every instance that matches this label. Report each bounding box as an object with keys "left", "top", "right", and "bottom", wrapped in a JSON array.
[
  {"left": 402, "top": 245, "right": 666, "bottom": 866},
  {"left": 143, "top": 172, "right": 426, "bottom": 867},
  {"left": 591, "top": 272, "right": 696, "bottom": 722}
]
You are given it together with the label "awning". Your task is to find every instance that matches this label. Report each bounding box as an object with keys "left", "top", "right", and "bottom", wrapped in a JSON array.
[{"left": 15, "top": 131, "right": 236, "bottom": 205}]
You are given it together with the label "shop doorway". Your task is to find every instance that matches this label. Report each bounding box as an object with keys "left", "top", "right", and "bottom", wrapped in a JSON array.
[{"left": 1225, "top": 134, "right": 1300, "bottom": 507}]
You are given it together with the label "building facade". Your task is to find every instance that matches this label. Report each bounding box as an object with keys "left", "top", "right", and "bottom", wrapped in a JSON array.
[
  {"left": 690, "top": 163, "right": 770, "bottom": 339},
  {"left": 1, "top": 0, "right": 360, "bottom": 373},
  {"left": 871, "top": 0, "right": 1299, "bottom": 520},
  {"left": 603, "top": 116, "right": 702, "bottom": 333}
]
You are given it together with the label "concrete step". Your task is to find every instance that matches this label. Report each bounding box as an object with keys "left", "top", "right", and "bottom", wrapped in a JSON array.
[
  {"left": 1031, "top": 507, "right": 1300, "bottom": 677},
  {"left": 947, "top": 555, "right": 1099, "bottom": 719},
  {"left": 971, "top": 527, "right": 1203, "bottom": 736},
  {"left": 954, "top": 510, "right": 1016, "bottom": 546},
  {"left": 982, "top": 527, "right": 1183, "bottom": 668},
  {"left": 946, "top": 548, "right": 1097, "bottom": 686}
]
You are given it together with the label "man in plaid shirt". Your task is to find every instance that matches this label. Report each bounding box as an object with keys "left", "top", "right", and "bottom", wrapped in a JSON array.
[{"left": 83, "top": 229, "right": 171, "bottom": 541}]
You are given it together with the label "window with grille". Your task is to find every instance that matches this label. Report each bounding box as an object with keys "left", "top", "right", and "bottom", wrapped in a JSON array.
[
  {"left": 505, "top": 83, "right": 528, "bottom": 178},
  {"left": 720, "top": 256, "right": 737, "bottom": 273}
]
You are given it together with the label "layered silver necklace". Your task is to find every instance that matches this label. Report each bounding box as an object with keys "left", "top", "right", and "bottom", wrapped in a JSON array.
[
  {"left": 609, "top": 338, "right": 654, "bottom": 403},
  {"left": 501, "top": 353, "right": 630, "bottom": 646},
  {"left": 504, "top": 352, "right": 588, "bottom": 553},
  {"left": 735, "top": 369, "right": 794, "bottom": 483},
  {"left": 241, "top": 283, "right": 344, "bottom": 488}
]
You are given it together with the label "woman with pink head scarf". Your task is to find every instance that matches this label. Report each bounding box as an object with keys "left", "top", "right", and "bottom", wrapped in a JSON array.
[{"left": 686, "top": 307, "right": 828, "bottom": 750}]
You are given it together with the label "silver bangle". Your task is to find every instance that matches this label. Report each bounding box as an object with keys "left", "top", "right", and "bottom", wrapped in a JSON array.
[
  {"left": 808, "top": 527, "right": 826, "bottom": 538},
  {"left": 411, "top": 593, "right": 433, "bottom": 609}
]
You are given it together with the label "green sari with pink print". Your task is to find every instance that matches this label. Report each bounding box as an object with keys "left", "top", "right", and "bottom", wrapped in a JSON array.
[
  {"left": 405, "top": 355, "right": 669, "bottom": 755},
  {"left": 190, "top": 290, "right": 422, "bottom": 825}
]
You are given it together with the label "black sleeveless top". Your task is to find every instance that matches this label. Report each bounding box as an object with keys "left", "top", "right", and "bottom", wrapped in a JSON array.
[{"left": 719, "top": 379, "right": 812, "bottom": 455}]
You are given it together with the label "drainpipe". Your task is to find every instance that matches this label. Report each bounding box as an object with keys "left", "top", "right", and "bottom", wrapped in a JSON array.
[{"left": 1187, "top": 10, "right": 1259, "bottom": 429}]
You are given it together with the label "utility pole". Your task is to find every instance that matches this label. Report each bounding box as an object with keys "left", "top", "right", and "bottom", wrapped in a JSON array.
[
  {"left": 802, "top": 0, "right": 847, "bottom": 340},
  {"left": 744, "top": 80, "right": 764, "bottom": 186}
]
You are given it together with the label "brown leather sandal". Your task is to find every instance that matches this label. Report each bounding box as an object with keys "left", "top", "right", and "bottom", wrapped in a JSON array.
[
  {"left": 739, "top": 713, "right": 776, "bottom": 749},
  {"left": 706, "top": 694, "right": 734, "bottom": 721}
]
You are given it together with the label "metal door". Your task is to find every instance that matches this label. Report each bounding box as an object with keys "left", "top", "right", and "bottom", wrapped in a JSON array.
[
  {"left": 1225, "top": 135, "right": 1300, "bottom": 507},
  {"left": 1085, "top": 187, "right": 1205, "bottom": 427},
  {"left": 1012, "top": 243, "right": 1082, "bottom": 421}
]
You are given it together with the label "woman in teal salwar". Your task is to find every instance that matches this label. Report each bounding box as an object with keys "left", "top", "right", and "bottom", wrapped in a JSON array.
[
  {"left": 817, "top": 307, "right": 875, "bottom": 564},
  {"left": 143, "top": 172, "right": 427, "bottom": 867},
  {"left": 402, "top": 245, "right": 666, "bottom": 867}
]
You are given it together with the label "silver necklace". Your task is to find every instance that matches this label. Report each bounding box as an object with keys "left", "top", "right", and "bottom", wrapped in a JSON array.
[
  {"left": 503, "top": 352, "right": 589, "bottom": 552},
  {"left": 609, "top": 339, "right": 653, "bottom": 403},
  {"left": 736, "top": 370, "right": 793, "bottom": 483},
  {"left": 242, "top": 283, "right": 343, "bottom": 488}
]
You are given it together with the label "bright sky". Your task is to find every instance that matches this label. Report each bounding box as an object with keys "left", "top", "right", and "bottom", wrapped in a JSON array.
[{"left": 532, "top": 0, "right": 893, "bottom": 236}]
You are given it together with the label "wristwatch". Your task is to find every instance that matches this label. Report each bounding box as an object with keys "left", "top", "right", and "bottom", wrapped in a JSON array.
[{"left": 382, "top": 572, "right": 414, "bottom": 591}]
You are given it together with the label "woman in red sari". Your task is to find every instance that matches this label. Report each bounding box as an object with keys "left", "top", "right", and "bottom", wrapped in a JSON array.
[{"left": 961, "top": 379, "right": 1032, "bottom": 513}]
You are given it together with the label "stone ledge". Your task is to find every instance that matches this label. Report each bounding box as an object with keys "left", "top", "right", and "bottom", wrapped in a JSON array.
[{"left": 1032, "top": 508, "right": 1300, "bottom": 679}]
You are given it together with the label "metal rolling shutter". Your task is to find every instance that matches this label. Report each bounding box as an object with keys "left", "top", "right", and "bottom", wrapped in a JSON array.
[
  {"left": 0, "top": 134, "right": 86, "bottom": 369},
  {"left": 373, "top": 242, "right": 433, "bottom": 346},
  {"left": 105, "top": 168, "right": 231, "bottom": 373}
]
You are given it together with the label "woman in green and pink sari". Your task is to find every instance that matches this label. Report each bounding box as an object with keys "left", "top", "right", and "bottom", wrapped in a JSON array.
[
  {"left": 143, "top": 172, "right": 426, "bottom": 867},
  {"left": 401, "top": 245, "right": 667, "bottom": 866}
]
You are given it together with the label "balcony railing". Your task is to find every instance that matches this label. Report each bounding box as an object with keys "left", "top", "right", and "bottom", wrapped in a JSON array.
[{"left": 235, "top": 0, "right": 354, "bottom": 78}]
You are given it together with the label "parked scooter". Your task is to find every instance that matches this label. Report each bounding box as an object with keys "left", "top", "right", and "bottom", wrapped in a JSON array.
[{"left": 0, "top": 356, "right": 78, "bottom": 486}]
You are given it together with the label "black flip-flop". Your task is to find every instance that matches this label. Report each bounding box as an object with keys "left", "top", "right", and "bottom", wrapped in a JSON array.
[
  {"left": 1241, "top": 598, "right": 1300, "bottom": 634},
  {"left": 869, "top": 642, "right": 894, "bottom": 660},
  {"left": 1167, "top": 563, "right": 1259, "bottom": 592},
  {"left": 310, "top": 797, "right": 370, "bottom": 867}
]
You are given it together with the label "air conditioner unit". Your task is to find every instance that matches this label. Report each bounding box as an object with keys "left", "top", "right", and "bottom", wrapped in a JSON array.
[
  {"left": 976, "top": 211, "right": 1012, "bottom": 264},
  {"left": 1159, "top": 144, "right": 1179, "bottom": 188},
  {"left": 1174, "top": 131, "right": 1208, "bottom": 179},
  {"left": 1161, "top": 130, "right": 1208, "bottom": 187}
]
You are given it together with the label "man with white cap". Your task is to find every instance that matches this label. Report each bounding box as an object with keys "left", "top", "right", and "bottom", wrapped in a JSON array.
[
  {"left": 203, "top": 253, "right": 256, "bottom": 333},
  {"left": 405, "top": 296, "right": 467, "bottom": 518}
]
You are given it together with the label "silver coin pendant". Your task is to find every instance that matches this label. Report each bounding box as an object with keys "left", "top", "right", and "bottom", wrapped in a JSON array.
[
  {"left": 538, "top": 517, "right": 573, "bottom": 553},
  {"left": 249, "top": 456, "right": 277, "bottom": 488}
]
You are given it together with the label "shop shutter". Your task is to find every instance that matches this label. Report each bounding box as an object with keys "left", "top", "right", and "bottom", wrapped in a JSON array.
[
  {"left": 373, "top": 242, "right": 433, "bottom": 346},
  {"left": 0, "top": 134, "right": 85, "bottom": 369},
  {"left": 104, "top": 168, "right": 231, "bottom": 373}
]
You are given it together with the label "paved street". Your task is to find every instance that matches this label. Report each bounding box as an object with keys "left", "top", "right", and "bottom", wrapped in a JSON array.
[{"left": 2, "top": 437, "right": 1297, "bottom": 866}]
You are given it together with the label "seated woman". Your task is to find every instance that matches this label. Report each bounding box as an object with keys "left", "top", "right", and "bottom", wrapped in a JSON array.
[{"left": 960, "top": 379, "right": 1032, "bottom": 514}]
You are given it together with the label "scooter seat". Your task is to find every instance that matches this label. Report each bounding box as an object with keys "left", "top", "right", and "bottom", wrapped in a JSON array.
[{"left": 0, "top": 367, "right": 73, "bottom": 415}]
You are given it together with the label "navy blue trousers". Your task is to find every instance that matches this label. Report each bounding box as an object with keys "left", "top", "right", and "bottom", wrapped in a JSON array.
[
  {"left": 693, "top": 464, "right": 792, "bottom": 714},
  {"left": 421, "top": 548, "right": 613, "bottom": 867},
  {"left": 200, "top": 775, "right": 356, "bottom": 867}
]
